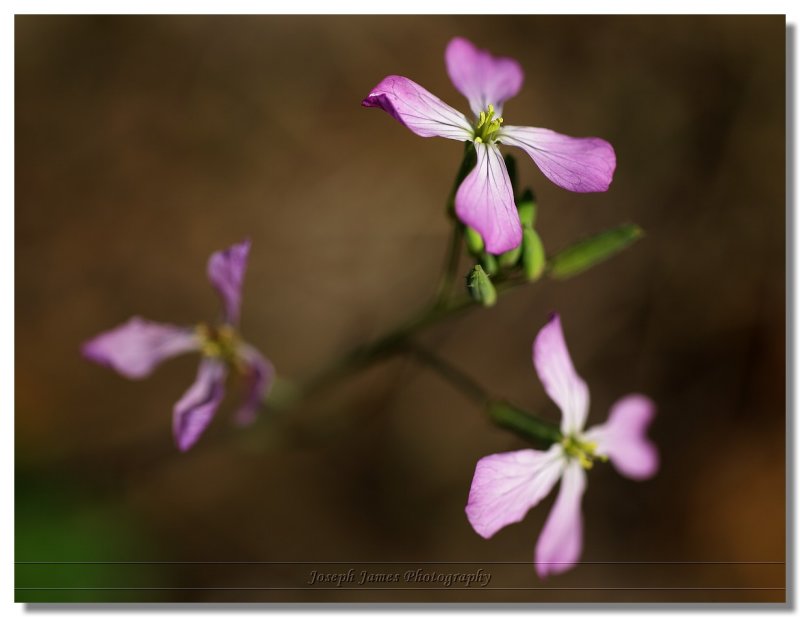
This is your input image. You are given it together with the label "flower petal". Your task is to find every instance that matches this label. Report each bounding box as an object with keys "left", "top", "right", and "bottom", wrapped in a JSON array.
[
  {"left": 535, "top": 460, "right": 586, "bottom": 578},
  {"left": 362, "top": 75, "right": 473, "bottom": 140},
  {"left": 445, "top": 37, "right": 524, "bottom": 117},
  {"left": 455, "top": 143, "right": 522, "bottom": 254},
  {"left": 465, "top": 445, "right": 563, "bottom": 539},
  {"left": 173, "top": 358, "right": 227, "bottom": 452},
  {"left": 583, "top": 394, "right": 659, "bottom": 480},
  {"left": 208, "top": 239, "right": 251, "bottom": 326},
  {"left": 233, "top": 344, "right": 275, "bottom": 426},
  {"left": 533, "top": 314, "right": 590, "bottom": 435},
  {"left": 500, "top": 125, "right": 616, "bottom": 192},
  {"left": 82, "top": 317, "right": 199, "bottom": 379}
]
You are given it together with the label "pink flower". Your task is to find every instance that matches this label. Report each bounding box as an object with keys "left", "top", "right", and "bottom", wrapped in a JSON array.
[
  {"left": 82, "top": 240, "right": 274, "bottom": 451},
  {"left": 465, "top": 314, "right": 657, "bottom": 577},
  {"left": 363, "top": 37, "right": 617, "bottom": 255}
]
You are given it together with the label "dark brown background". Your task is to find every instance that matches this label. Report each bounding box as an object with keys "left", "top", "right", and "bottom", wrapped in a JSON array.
[{"left": 15, "top": 15, "right": 786, "bottom": 602}]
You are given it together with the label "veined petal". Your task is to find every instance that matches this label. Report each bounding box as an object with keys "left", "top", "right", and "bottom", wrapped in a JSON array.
[
  {"left": 173, "top": 358, "right": 227, "bottom": 452},
  {"left": 583, "top": 394, "right": 659, "bottom": 480},
  {"left": 362, "top": 75, "right": 473, "bottom": 140},
  {"left": 455, "top": 143, "right": 522, "bottom": 254},
  {"left": 445, "top": 37, "right": 524, "bottom": 117},
  {"left": 465, "top": 445, "right": 563, "bottom": 539},
  {"left": 533, "top": 314, "right": 590, "bottom": 435},
  {"left": 208, "top": 239, "right": 251, "bottom": 326},
  {"left": 82, "top": 317, "right": 199, "bottom": 379},
  {"left": 233, "top": 343, "right": 275, "bottom": 426},
  {"left": 535, "top": 460, "right": 587, "bottom": 578},
  {"left": 500, "top": 125, "right": 616, "bottom": 193}
]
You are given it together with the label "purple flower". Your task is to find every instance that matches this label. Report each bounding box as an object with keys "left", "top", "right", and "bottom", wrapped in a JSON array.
[
  {"left": 363, "top": 37, "right": 617, "bottom": 255},
  {"left": 465, "top": 314, "right": 657, "bottom": 577},
  {"left": 82, "top": 240, "right": 274, "bottom": 452}
]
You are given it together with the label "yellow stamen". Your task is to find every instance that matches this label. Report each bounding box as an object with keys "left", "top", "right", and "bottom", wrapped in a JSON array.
[
  {"left": 472, "top": 104, "right": 504, "bottom": 144},
  {"left": 561, "top": 435, "right": 608, "bottom": 470}
]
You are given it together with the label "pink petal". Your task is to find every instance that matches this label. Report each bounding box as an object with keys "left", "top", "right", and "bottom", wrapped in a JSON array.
[
  {"left": 362, "top": 75, "right": 473, "bottom": 140},
  {"left": 82, "top": 317, "right": 199, "bottom": 379},
  {"left": 445, "top": 37, "right": 524, "bottom": 117},
  {"left": 233, "top": 343, "right": 275, "bottom": 426},
  {"left": 583, "top": 394, "right": 659, "bottom": 480},
  {"left": 173, "top": 359, "right": 227, "bottom": 452},
  {"left": 208, "top": 239, "right": 251, "bottom": 326},
  {"left": 533, "top": 314, "right": 590, "bottom": 435},
  {"left": 465, "top": 446, "right": 563, "bottom": 539},
  {"left": 454, "top": 142, "right": 522, "bottom": 254},
  {"left": 535, "top": 460, "right": 586, "bottom": 578},
  {"left": 500, "top": 125, "right": 616, "bottom": 192}
]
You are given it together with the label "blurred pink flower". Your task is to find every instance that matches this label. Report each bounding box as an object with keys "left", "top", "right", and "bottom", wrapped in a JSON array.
[
  {"left": 363, "top": 37, "right": 616, "bottom": 255},
  {"left": 83, "top": 240, "right": 274, "bottom": 451},
  {"left": 466, "top": 314, "right": 657, "bottom": 577}
]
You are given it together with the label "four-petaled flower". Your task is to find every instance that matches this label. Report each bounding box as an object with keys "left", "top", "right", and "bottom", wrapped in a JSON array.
[
  {"left": 82, "top": 240, "right": 274, "bottom": 452},
  {"left": 465, "top": 314, "right": 657, "bottom": 577},
  {"left": 363, "top": 37, "right": 617, "bottom": 255}
]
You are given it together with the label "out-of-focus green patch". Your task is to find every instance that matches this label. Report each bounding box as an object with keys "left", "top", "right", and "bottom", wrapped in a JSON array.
[{"left": 16, "top": 472, "right": 165, "bottom": 603}]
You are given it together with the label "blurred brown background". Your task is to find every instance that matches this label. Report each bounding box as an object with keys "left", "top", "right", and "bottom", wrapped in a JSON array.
[{"left": 15, "top": 15, "right": 786, "bottom": 602}]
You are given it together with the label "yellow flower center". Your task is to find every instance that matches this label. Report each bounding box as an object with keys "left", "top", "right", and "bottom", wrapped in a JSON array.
[
  {"left": 561, "top": 434, "right": 608, "bottom": 470},
  {"left": 472, "top": 104, "right": 503, "bottom": 144},
  {"left": 196, "top": 323, "right": 241, "bottom": 364}
]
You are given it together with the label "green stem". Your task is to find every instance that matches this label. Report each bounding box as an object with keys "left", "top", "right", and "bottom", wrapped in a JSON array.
[
  {"left": 402, "top": 342, "right": 490, "bottom": 406},
  {"left": 432, "top": 143, "right": 477, "bottom": 308},
  {"left": 487, "top": 400, "right": 562, "bottom": 448},
  {"left": 403, "top": 343, "right": 561, "bottom": 447},
  {"left": 433, "top": 221, "right": 463, "bottom": 309},
  {"left": 446, "top": 142, "right": 477, "bottom": 215},
  {"left": 279, "top": 267, "right": 541, "bottom": 409}
]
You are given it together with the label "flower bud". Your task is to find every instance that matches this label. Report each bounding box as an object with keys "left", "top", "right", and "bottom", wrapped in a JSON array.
[
  {"left": 498, "top": 244, "right": 522, "bottom": 268},
  {"left": 467, "top": 264, "right": 497, "bottom": 307},
  {"left": 517, "top": 189, "right": 537, "bottom": 228},
  {"left": 480, "top": 252, "right": 499, "bottom": 276},
  {"left": 464, "top": 226, "right": 484, "bottom": 255},
  {"left": 522, "top": 227, "right": 546, "bottom": 281}
]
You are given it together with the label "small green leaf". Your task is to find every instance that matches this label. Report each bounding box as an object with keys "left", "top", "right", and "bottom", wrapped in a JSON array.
[
  {"left": 522, "top": 227, "right": 546, "bottom": 281},
  {"left": 548, "top": 223, "right": 643, "bottom": 279},
  {"left": 466, "top": 265, "right": 497, "bottom": 307}
]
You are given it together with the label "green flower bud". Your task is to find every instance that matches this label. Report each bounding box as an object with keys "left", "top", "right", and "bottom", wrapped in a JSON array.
[
  {"left": 467, "top": 265, "right": 497, "bottom": 307},
  {"left": 480, "top": 252, "right": 499, "bottom": 276},
  {"left": 522, "top": 227, "right": 546, "bottom": 281},
  {"left": 517, "top": 189, "right": 537, "bottom": 228},
  {"left": 464, "top": 226, "right": 484, "bottom": 255},
  {"left": 497, "top": 244, "right": 522, "bottom": 268},
  {"left": 548, "top": 223, "right": 644, "bottom": 280}
]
